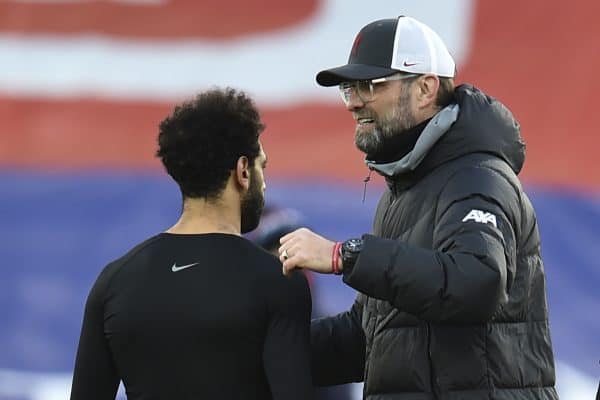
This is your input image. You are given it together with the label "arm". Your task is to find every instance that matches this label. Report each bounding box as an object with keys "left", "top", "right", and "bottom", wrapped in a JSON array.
[
  {"left": 263, "top": 269, "right": 314, "bottom": 400},
  {"left": 310, "top": 294, "right": 366, "bottom": 385},
  {"left": 343, "top": 167, "right": 519, "bottom": 323},
  {"left": 70, "top": 267, "right": 120, "bottom": 400}
]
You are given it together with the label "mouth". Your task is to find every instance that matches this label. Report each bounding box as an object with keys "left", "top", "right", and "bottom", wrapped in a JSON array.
[{"left": 357, "top": 117, "right": 375, "bottom": 125}]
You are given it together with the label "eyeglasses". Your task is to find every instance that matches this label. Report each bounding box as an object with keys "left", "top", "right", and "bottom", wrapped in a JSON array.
[{"left": 338, "top": 73, "right": 420, "bottom": 105}]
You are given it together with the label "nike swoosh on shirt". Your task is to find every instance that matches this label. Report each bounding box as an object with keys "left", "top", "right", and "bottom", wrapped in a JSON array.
[{"left": 171, "top": 262, "right": 200, "bottom": 272}]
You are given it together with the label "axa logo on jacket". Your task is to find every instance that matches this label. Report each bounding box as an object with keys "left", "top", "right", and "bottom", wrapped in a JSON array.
[{"left": 462, "top": 209, "right": 498, "bottom": 228}]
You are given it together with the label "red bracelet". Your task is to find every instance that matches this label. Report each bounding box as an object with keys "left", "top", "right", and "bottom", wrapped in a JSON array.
[{"left": 331, "top": 242, "right": 342, "bottom": 275}]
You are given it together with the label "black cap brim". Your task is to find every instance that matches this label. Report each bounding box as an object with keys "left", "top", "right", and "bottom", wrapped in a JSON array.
[{"left": 316, "top": 64, "right": 397, "bottom": 87}]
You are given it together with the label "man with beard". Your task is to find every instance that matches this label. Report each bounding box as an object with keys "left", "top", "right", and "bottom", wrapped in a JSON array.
[
  {"left": 70, "top": 88, "right": 313, "bottom": 400},
  {"left": 278, "top": 16, "right": 558, "bottom": 399}
]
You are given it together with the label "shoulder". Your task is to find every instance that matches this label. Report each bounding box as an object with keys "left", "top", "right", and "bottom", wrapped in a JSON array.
[
  {"left": 439, "top": 158, "right": 522, "bottom": 206},
  {"left": 231, "top": 238, "right": 308, "bottom": 287},
  {"left": 261, "top": 253, "right": 309, "bottom": 294},
  {"left": 434, "top": 160, "right": 527, "bottom": 234},
  {"left": 110, "top": 234, "right": 165, "bottom": 266},
  {"left": 234, "top": 240, "right": 310, "bottom": 312},
  {"left": 90, "top": 234, "right": 164, "bottom": 298}
]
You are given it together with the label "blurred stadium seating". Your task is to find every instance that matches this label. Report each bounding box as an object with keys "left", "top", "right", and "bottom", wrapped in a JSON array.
[{"left": 0, "top": 1, "right": 598, "bottom": 399}]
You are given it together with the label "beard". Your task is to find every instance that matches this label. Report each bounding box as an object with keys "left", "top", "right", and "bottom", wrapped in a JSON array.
[
  {"left": 354, "top": 84, "right": 418, "bottom": 159},
  {"left": 240, "top": 168, "right": 265, "bottom": 234}
]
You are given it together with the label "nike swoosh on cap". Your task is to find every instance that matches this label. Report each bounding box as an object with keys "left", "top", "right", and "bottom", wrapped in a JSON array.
[
  {"left": 171, "top": 262, "right": 200, "bottom": 272},
  {"left": 403, "top": 61, "right": 420, "bottom": 67}
]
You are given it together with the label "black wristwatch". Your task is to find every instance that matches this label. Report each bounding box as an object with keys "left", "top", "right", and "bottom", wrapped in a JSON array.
[{"left": 341, "top": 238, "right": 363, "bottom": 271}]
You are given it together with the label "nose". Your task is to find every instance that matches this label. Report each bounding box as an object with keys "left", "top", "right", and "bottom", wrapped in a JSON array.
[{"left": 345, "top": 91, "right": 365, "bottom": 111}]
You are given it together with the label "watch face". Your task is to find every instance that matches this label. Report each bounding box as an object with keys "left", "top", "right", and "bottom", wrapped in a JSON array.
[{"left": 344, "top": 238, "right": 362, "bottom": 253}]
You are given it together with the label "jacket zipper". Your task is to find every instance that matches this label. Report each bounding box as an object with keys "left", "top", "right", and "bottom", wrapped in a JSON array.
[
  {"left": 426, "top": 323, "right": 439, "bottom": 399},
  {"left": 363, "top": 299, "right": 379, "bottom": 399}
]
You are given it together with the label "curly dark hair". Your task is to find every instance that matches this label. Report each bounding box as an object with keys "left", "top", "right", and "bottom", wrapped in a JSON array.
[{"left": 156, "top": 87, "right": 264, "bottom": 199}]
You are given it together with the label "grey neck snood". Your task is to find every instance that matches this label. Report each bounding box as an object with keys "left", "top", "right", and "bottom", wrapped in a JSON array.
[{"left": 365, "top": 103, "right": 460, "bottom": 177}]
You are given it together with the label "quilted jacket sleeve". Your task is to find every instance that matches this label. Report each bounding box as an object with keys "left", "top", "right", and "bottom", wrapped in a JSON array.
[
  {"left": 342, "top": 166, "right": 519, "bottom": 323},
  {"left": 310, "top": 294, "right": 366, "bottom": 385}
]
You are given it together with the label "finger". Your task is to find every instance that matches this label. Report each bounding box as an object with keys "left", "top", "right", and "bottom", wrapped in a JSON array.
[
  {"left": 279, "top": 244, "right": 298, "bottom": 263},
  {"left": 279, "top": 250, "right": 288, "bottom": 263},
  {"left": 293, "top": 245, "right": 311, "bottom": 265},
  {"left": 278, "top": 237, "right": 301, "bottom": 258},
  {"left": 279, "top": 232, "right": 295, "bottom": 245},
  {"left": 279, "top": 227, "right": 306, "bottom": 244},
  {"left": 282, "top": 258, "right": 297, "bottom": 276}
]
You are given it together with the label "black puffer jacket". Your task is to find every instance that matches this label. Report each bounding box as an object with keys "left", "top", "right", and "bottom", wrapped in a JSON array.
[{"left": 311, "top": 85, "right": 558, "bottom": 400}]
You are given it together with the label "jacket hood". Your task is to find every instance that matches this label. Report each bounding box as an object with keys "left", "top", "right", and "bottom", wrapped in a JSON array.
[{"left": 367, "top": 84, "right": 525, "bottom": 181}]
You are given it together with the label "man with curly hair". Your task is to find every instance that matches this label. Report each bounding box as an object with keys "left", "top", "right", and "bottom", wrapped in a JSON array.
[{"left": 70, "top": 87, "right": 314, "bottom": 400}]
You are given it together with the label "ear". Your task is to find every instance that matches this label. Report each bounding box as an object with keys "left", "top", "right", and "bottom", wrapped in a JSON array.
[
  {"left": 416, "top": 75, "right": 440, "bottom": 109},
  {"left": 235, "top": 156, "right": 250, "bottom": 190}
]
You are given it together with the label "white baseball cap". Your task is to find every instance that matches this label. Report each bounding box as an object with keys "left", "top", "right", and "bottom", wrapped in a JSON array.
[{"left": 316, "top": 16, "right": 456, "bottom": 86}]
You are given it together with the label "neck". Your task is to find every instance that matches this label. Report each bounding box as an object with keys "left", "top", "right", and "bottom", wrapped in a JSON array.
[
  {"left": 367, "top": 117, "right": 433, "bottom": 164},
  {"left": 166, "top": 196, "right": 241, "bottom": 235}
]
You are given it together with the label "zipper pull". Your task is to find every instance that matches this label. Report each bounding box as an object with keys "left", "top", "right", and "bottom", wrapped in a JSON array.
[{"left": 362, "top": 169, "right": 373, "bottom": 203}]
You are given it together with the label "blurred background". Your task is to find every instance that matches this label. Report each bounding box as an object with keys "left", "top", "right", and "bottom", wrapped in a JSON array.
[{"left": 0, "top": 0, "right": 598, "bottom": 399}]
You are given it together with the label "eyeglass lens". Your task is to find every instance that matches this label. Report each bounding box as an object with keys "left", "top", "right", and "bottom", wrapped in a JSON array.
[{"left": 339, "top": 81, "right": 374, "bottom": 104}]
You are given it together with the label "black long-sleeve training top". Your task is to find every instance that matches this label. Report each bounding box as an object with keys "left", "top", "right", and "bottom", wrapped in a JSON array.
[{"left": 70, "top": 233, "right": 313, "bottom": 400}]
